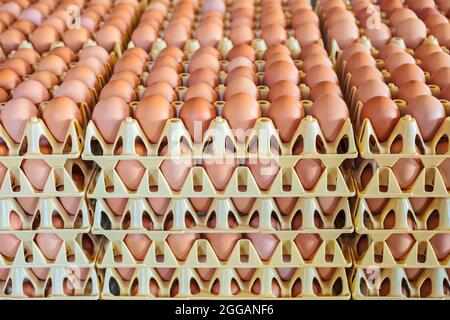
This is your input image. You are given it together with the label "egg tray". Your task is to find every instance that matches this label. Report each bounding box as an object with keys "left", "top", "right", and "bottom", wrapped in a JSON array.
[
  {"left": 351, "top": 267, "right": 449, "bottom": 300},
  {"left": 354, "top": 111, "right": 450, "bottom": 164},
  {"left": 96, "top": 233, "right": 351, "bottom": 269},
  {"left": 90, "top": 196, "right": 354, "bottom": 234},
  {"left": 350, "top": 233, "right": 450, "bottom": 268},
  {"left": 354, "top": 159, "right": 449, "bottom": 199},
  {"left": 0, "top": 233, "right": 101, "bottom": 268},
  {"left": 0, "top": 266, "right": 99, "bottom": 300},
  {"left": 354, "top": 197, "right": 450, "bottom": 234},
  {"left": 0, "top": 197, "right": 91, "bottom": 233},
  {"left": 98, "top": 266, "right": 350, "bottom": 300},
  {"left": 87, "top": 161, "right": 355, "bottom": 200},
  {"left": 82, "top": 100, "right": 357, "bottom": 162},
  {"left": 0, "top": 158, "right": 94, "bottom": 198}
]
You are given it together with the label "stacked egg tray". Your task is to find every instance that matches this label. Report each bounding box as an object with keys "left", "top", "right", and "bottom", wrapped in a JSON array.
[
  {"left": 81, "top": 0, "right": 359, "bottom": 299},
  {"left": 0, "top": 0, "right": 144, "bottom": 299},
  {"left": 316, "top": 0, "right": 450, "bottom": 300}
]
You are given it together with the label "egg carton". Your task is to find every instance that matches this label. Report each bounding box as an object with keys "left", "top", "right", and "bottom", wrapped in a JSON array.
[
  {"left": 354, "top": 159, "right": 449, "bottom": 198},
  {"left": 0, "top": 158, "right": 94, "bottom": 198},
  {"left": 351, "top": 233, "right": 450, "bottom": 268},
  {"left": 99, "top": 266, "right": 350, "bottom": 299},
  {"left": 0, "top": 266, "right": 99, "bottom": 299},
  {"left": 0, "top": 197, "right": 91, "bottom": 233},
  {"left": 354, "top": 197, "right": 450, "bottom": 234},
  {"left": 90, "top": 196, "right": 354, "bottom": 234},
  {"left": 83, "top": 100, "right": 357, "bottom": 162},
  {"left": 88, "top": 162, "right": 355, "bottom": 200},
  {"left": 354, "top": 108, "right": 450, "bottom": 164},
  {"left": 351, "top": 267, "right": 449, "bottom": 300},
  {"left": 96, "top": 233, "right": 351, "bottom": 269},
  {"left": 0, "top": 232, "right": 101, "bottom": 268}
]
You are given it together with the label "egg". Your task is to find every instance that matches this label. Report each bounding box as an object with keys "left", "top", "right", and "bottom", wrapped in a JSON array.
[
  {"left": 204, "top": 155, "right": 237, "bottom": 191},
  {"left": 124, "top": 234, "right": 152, "bottom": 260},
  {"left": 377, "top": 42, "right": 404, "bottom": 61},
  {"left": 179, "top": 97, "right": 217, "bottom": 140},
  {"left": 345, "top": 52, "right": 376, "bottom": 75},
  {"left": 146, "top": 197, "right": 171, "bottom": 216},
  {"left": 55, "top": 80, "right": 92, "bottom": 106},
  {"left": 391, "top": 63, "right": 425, "bottom": 86},
  {"left": 184, "top": 83, "right": 218, "bottom": 102},
  {"left": 1, "top": 97, "right": 38, "bottom": 143},
  {"left": 30, "top": 26, "right": 60, "bottom": 54},
  {"left": 430, "top": 67, "right": 450, "bottom": 90},
  {"left": 227, "top": 56, "right": 255, "bottom": 73},
  {"left": 395, "top": 18, "right": 427, "bottom": 49},
  {"left": 42, "top": 97, "right": 83, "bottom": 142},
  {"left": 385, "top": 233, "right": 416, "bottom": 259},
  {"left": 349, "top": 65, "right": 384, "bottom": 89},
  {"left": 304, "top": 65, "right": 338, "bottom": 89},
  {"left": 163, "top": 24, "right": 190, "bottom": 49},
  {"left": 226, "top": 66, "right": 257, "bottom": 85},
  {"left": 78, "top": 56, "right": 107, "bottom": 77},
  {"left": 188, "top": 67, "right": 220, "bottom": 87},
  {"left": 0, "top": 212, "right": 22, "bottom": 259},
  {"left": 264, "top": 60, "right": 299, "bottom": 87},
  {"left": 294, "top": 155, "right": 324, "bottom": 190},
  {"left": 110, "top": 71, "right": 140, "bottom": 88},
  {"left": 189, "top": 53, "right": 220, "bottom": 74},
  {"left": 131, "top": 25, "right": 157, "bottom": 52},
  {"left": 291, "top": 9, "right": 319, "bottom": 28},
  {"left": 224, "top": 77, "right": 258, "bottom": 100},
  {"left": 294, "top": 233, "right": 322, "bottom": 260},
  {"left": 430, "top": 23, "right": 450, "bottom": 48},
  {"left": 405, "top": 95, "right": 446, "bottom": 142},
  {"left": 441, "top": 84, "right": 450, "bottom": 101},
  {"left": 0, "top": 68, "right": 20, "bottom": 91},
  {"left": 422, "top": 51, "right": 450, "bottom": 74},
  {"left": 16, "top": 197, "right": 39, "bottom": 215},
  {"left": 152, "top": 55, "right": 182, "bottom": 73},
  {"left": 21, "top": 157, "right": 51, "bottom": 190},
  {"left": 384, "top": 52, "right": 415, "bottom": 74},
  {"left": 92, "top": 96, "right": 130, "bottom": 143},
  {"left": 227, "top": 44, "right": 256, "bottom": 61},
  {"left": 263, "top": 43, "right": 291, "bottom": 60},
  {"left": 159, "top": 144, "right": 193, "bottom": 191},
  {"left": 355, "top": 80, "right": 391, "bottom": 103},
  {"left": 302, "top": 53, "right": 333, "bottom": 73},
  {"left": 268, "top": 80, "right": 301, "bottom": 102},
  {"left": 158, "top": 46, "right": 185, "bottom": 63},
  {"left": 261, "top": 24, "right": 286, "bottom": 46},
  {"left": 414, "top": 42, "right": 443, "bottom": 62},
  {"left": 115, "top": 145, "right": 146, "bottom": 190},
  {"left": 229, "top": 25, "right": 254, "bottom": 45},
  {"left": 99, "top": 80, "right": 136, "bottom": 103},
  {"left": 63, "top": 66, "right": 99, "bottom": 91},
  {"left": 13, "top": 79, "right": 49, "bottom": 105},
  {"left": 29, "top": 71, "right": 59, "bottom": 90},
  {"left": 360, "top": 96, "right": 400, "bottom": 142},
  {"left": 390, "top": 140, "right": 423, "bottom": 189},
  {"left": 196, "top": 22, "right": 223, "bottom": 47},
  {"left": 79, "top": 45, "right": 111, "bottom": 64},
  {"left": 166, "top": 233, "right": 200, "bottom": 260},
  {"left": 3, "top": 58, "right": 31, "bottom": 77},
  {"left": 94, "top": 25, "right": 123, "bottom": 51},
  {"left": 146, "top": 66, "right": 180, "bottom": 88},
  {"left": 397, "top": 80, "right": 431, "bottom": 103},
  {"left": 311, "top": 95, "right": 349, "bottom": 142},
  {"left": 328, "top": 20, "right": 359, "bottom": 49},
  {"left": 268, "top": 96, "right": 304, "bottom": 142},
  {"left": 294, "top": 23, "right": 321, "bottom": 47},
  {"left": 12, "top": 48, "right": 40, "bottom": 66},
  {"left": 50, "top": 46, "right": 77, "bottom": 64},
  {"left": 222, "top": 93, "right": 261, "bottom": 143},
  {"left": 135, "top": 95, "right": 175, "bottom": 143},
  {"left": 247, "top": 233, "right": 279, "bottom": 260},
  {"left": 429, "top": 234, "right": 450, "bottom": 260},
  {"left": 204, "top": 233, "right": 241, "bottom": 260},
  {"left": 389, "top": 8, "right": 418, "bottom": 27},
  {"left": 143, "top": 82, "right": 176, "bottom": 102},
  {"left": 309, "top": 81, "right": 343, "bottom": 101},
  {"left": 265, "top": 53, "right": 294, "bottom": 70},
  {"left": 0, "top": 29, "right": 26, "bottom": 54},
  {"left": 58, "top": 197, "right": 81, "bottom": 215},
  {"left": 114, "top": 55, "right": 144, "bottom": 76}
]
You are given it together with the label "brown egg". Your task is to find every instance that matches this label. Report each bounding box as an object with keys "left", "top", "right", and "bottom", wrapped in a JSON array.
[
  {"left": 12, "top": 48, "right": 40, "bottom": 65},
  {"left": 247, "top": 233, "right": 279, "bottom": 260},
  {"left": 77, "top": 56, "right": 107, "bottom": 76},
  {"left": 115, "top": 146, "right": 146, "bottom": 190},
  {"left": 158, "top": 46, "right": 185, "bottom": 63},
  {"left": 115, "top": 55, "right": 145, "bottom": 76},
  {"left": 227, "top": 44, "right": 255, "bottom": 62},
  {"left": 135, "top": 95, "right": 175, "bottom": 143},
  {"left": 386, "top": 233, "right": 415, "bottom": 259},
  {"left": 294, "top": 150, "right": 324, "bottom": 190},
  {"left": 265, "top": 53, "right": 294, "bottom": 70},
  {"left": 304, "top": 65, "right": 338, "bottom": 89},
  {"left": 0, "top": 68, "right": 20, "bottom": 91},
  {"left": 395, "top": 19, "right": 427, "bottom": 49},
  {"left": 390, "top": 140, "right": 423, "bottom": 189},
  {"left": 13, "top": 79, "right": 49, "bottom": 104},
  {"left": 225, "top": 66, "right": 257, "bottom": 85},
  {"left": 431, "top": 23, "right": 450, "bottom": 48},
  {"left": 159, "top": 144, "right": 193, "bottom": 191},
  {"left": 179, "top": 97, "right": 217, "bottom": 140},
  {"left": 261, "top": 24, "right": 286, "bottom": 46},
  {"left": 64, "top": 66, "right": 99, "bottom": 91},
  {"left": 58, "top": 197, "right": 81, "bottom": 215},
  {"left": 224, "top": 77, "right": 258, "bottom": 100},
  {"left": 302, "top": 53, "right": 333, "bottom": 73},
  {"left": 1, "top": 98, "right": 38, "bottom": 143},
  {"left": 30, "top": 26, "right": 60, "bottom": 54},
  {"left": 188, "top": 68, "right": 219, "bottom": 88},
  {"left": 146, "top": 66, "right": 180, "bottom": 88},
  {"left": 391, "top": 63, "right": 425, "bottom": 86},
  {"left": 62, "top": 27, "right": 91, "bottom": 53},
  {"left": 349, "top": 65, "right": 384, "bottom": 89},
  {"left": 29, "top": 71, "right": 59, "bottom": 90},
  {"left": 131, "top": 25, "right": 157, "bottom": 52},
  {"left": 50, "top": 46, "right": 77, "bottom": 64},
  {"left": 152, "top": 55, "right": 182, "bottom": 73},
  {"left": 263, "top": 43, "right": 291, "bottom": 60},
  {"left": 364, "top": 23, "right": 391, "bottom": 50},
  {"left": 360, "top": 96, "right": 400, "bottom": 142},
  {"left": 124, "top": 234, "right": 152, "bottom": 260},
  {"left": 0, "top": 29, "right": 26, "bottom": 54},
  {"left": 167, "top": 233, "right": 200, "bottom": 260},
  {"left": 22, "top": 159, "right": 51, "bottom": 190},
  {"left": 163, "top": 24, "right": 190, "bottom": 49},
  {"left": 36, "top": 54, "right": 68, "bottom": 77},
  {"left": 0, "top": 212, "right": 22, "bottom": 259},
  {"left": 429, "top": 234, "right": 450, "bottom": 260},
  {"left": 183, "top": 82, "right": 217, "bottom": 102},
  {"left": 328, "top": 20, "right": 359, "bottom": 49},
  {"left": 430, "top": 67, "right": 450, "bottom": 90},
  {"left": 11, "top": 19, "right": 36, "bottom": 35},
  {"left": 345, "top": 52, "right": 376, "bottom": 75},
  {"left": 227, "top": 56, "right": 255, "bottom": 73},
  {"left": 143, "top": 82, "right": 176, "bottom": 102},
  {"left": 204, "top": 155, "right": 237, "bottom": 191},
  {"left": 311, "top": 95, "right": 349, "bottom": 142},
  {"left": 146, "top": 197, "right": 171, "bottom": 216},
  {"left": 205, "top": 233, "right": 241, "bottom": 261},
  {"left": 268, "top": 80, "right": 301, "bottom": 102},
  {"left": 79, "top": 45, "right": 111, "bottom": 64},
  {"left": 356, "top": 80, "right": 391, "bottom": 104},
  {"left": 94, "top": 25, "right": 122, "bottom": 51},
  {"left": 264, "top": 60, "right": 299, "bottom": 87},
  {"left": 291, "top": 9, "right": 319, "bottom": 28},
  {"left": 223, "top": 93, "right": 261, "bottom": 143},
  {"left": 16, "top": 197, "right": 39, "bottom": 215},
  {"left": 309, "top": 81, "right": 342, "bottom": 101},
  {"left": 294, "top": 23, "right": 321, "bottom": 47},
  {"left": 189, "top": 53, "right": 220, "bottom": 74},
  {"left": 294, "top": 233, "right": 322, "bottom": 260},
  {"left": 405, "top": 95, "right": 446, "bottom": 142},
  {"left": 397, "top": 80, "right": 431, "bottom": 102},
  {"left": 99, "top": 80, "right": 136, "bottom": 103},
  {"left": 42, "top": 97, "right": 83, "bottom": 142},
  {"left": 3, "top": 58, "right": 31, "bottom": 77},
  {"left": 377, "top": 43, "right": 404, "bottom": 61},
  {"left": 247, "top": 151, "right": 280, "bottom": 191},
  {"left": 422, "top": 51, "right": 450, "bottom": 74},
  {"left": 229, "top": 25, "right": 254, "bottom": 44},
  {"left": 384, "top": 52, "right": 415, "bottom": 74},
  {"left": 268, "top": 96, "right": 304, "bottom": 142},
  {"left": 91, "top": 97, "right": 130, "bottom": 143},
  {"left": 196, "top": 22, "right": 223, "bottom": 47},
  {"left": 389, "top": 8, "right": 418, "bottom": 27},
  {"left": 414, "top": 42, "right": 443, "bottom": 61}
]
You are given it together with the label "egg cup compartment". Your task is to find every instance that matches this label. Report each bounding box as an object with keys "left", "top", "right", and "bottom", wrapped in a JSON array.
[
  {"left": 0, "top": 158, "right": 93, "bottom": 197},
  {"left": 88, "top": 162, "right": 355, "bottom": 199},
  {"left": 99, "top": 267, "right": 350, "bottom": 299},
  {"left": 354, "top": 160, "right": 449, "bottom": 198},
  {"left": 0, "top": 232, "right": 100, "bottom": 268},
  {"left": 355, "top": 114, "right": 450, "bottom": 162},
  {"left": 351, "top": 233, "right": 450, "bottom": 268},
  {"left": 0, "top": 266, "right": 99, "bottom": 299},
  {"left": 83, "top": 98, "right": 357, "bottom": 160},
  {"left": 351, "top": 267, "right": 449, "bottom": 300},
  {"left": 0, "top": 197, "right": 91, "bottom": 233},
  {"left": 90, "top": 197, "right": 353, "bottom": 234},
  {"left": 96, "top": 233, "right": 351, "bottom": 269},
  {"left": 354, "top": 197, "right": 450, "bottom": 234}
]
